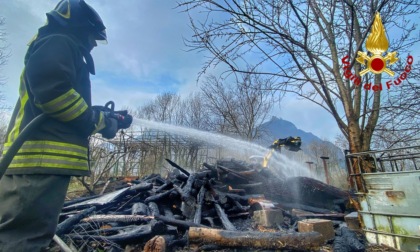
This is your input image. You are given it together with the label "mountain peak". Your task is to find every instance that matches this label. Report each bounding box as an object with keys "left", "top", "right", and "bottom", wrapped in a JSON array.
[
  {"left": 264, "top": 116, "right": 298, "bottom": 133},
  {"left": 256, "top": 117, "right": 344, "bottom": 167},
  {"left": 258, "top": 117, "right": 331, "bottom": 145}
]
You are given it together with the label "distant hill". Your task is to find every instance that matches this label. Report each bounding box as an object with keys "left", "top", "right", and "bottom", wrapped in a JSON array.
[
  {"left": 258, "top": 116, "right": 321, "bottom": 144},
  {"left": 255, "top": 116, "right": 345, "bottom": 166}
]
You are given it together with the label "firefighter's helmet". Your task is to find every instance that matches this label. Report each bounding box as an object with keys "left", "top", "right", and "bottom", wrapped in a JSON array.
[{"left": 47, "top": 0, "right": 107, "bottom": 41}]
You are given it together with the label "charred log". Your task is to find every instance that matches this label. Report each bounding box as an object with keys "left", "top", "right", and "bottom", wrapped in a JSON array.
[
  {"left": 132, "top": 202, "right": 150, "bottom": 216},
  {"left": 144, "top": 188, "right": 176, "bottom": 204},
  {"left": 193, "top": 185, "right": 206, "bottom": 225},
  {"left": 162, "top": 205, "right": 175, "bottom": 219},
  {"left": 155, "top": 181, "right": 173, "bottom": 193},
  {"left": 209, "top": 193, "right": 236, "bottom": 231},
  {"left": 202, "top": 162, "right": 218, "bottom": 173},
  {"left": 226, "top": 200, "right": 250, "bottom": 214},
  {"left": 194, "top": 170, "right": 212, "bottom": 179},
  {"left": 223, "top": 193, "right": 265, "bottom": 205},
  {"left": 188, "top": 227, "right": 324, "bottom": 250},
  {"left": 181, "top": 173, "right": 197, "bottom": 199},
  {"left": 216, "top": 165, "right": 252, "bottom": 183},
  {"left": 148, "top": 202, "right": 160, "bottom": 216},
  {"left": 142, "top": 174, "right": 166, "bottom": 185},
  {"left": 128, "top": 182, "right": 153, "bottom": 192},
  {"left": 165, "top": 158, "right": 190, "bottom": 176},
  {"left": 176, "top": 173, "right": 189, "bottom": 182},
  {"left": 202, "top": 217, "right": 215, "bottom": 228},
  {"left": 56, "top": 206, "right": 96, "bottom": 236},
  {"left": 154, "top": 214, "right": 207, "bottom": 229},
  {"left": 201, "top": 208, "right": 217, "bottom": 218},
  {"left": 173, "top": 183, "right": 196, "bottom": 220}
]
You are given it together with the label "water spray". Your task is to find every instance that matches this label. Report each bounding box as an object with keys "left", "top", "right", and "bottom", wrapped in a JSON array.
[{"left": 132, "top": 118, "right": 319, "bottom": 179}]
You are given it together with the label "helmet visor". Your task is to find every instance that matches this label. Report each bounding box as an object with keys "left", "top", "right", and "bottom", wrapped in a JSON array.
[{"left": 95, "top": 29, "right": 107, "bottom": 44}]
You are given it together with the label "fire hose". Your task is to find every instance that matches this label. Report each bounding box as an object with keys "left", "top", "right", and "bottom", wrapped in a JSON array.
[
  {"left": 0, "top": 113, "right": 47, "bottom": 180},
  {"left": 0, "top": 101, "right": 132, "bottom": 181}
]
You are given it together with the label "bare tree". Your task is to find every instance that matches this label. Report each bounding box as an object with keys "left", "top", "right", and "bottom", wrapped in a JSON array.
[
  {"left": 0, "top": 116, "right": 7, "bottom": 153},
  {"left": 335, "top": 133, "right": 350, "bottom": 151},
  {"left": 201, "top": 72, "right": 276, "bottom": 140},
  {"left": 76, "top": 137, "right": 120, "bottom": 194},
  {"left": 0, "top": 17, "right": 8, "bottom": 79},
  {"left": 0, "top": 17, "right": 9, "bottom": 111},
  {"left": 135, "top": 92, "right": 214, "bottom": 172},
  {"left": 308, "top": 140, "right": 342, "bottom": 165},
  {"left": 76, "top": 130, "right": 144, "bottom": 194},
  {"left": 177, "top": 0, "right": 420, "bottom": 157},
  {"left": 0, "top": 17, "right": 10, "bottom": 151},
  {"left": 178, "top": 92, "right": 212, "bottom": 130},
  {"left": 372, "top": 78, "right": 420, "bottom": 149},
  {"left": 137, "top": 92, "right": 181, "bottom": 123}
]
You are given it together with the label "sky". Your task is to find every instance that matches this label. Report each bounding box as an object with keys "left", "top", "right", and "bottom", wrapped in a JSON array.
[{"left": 0, "top": 0, "right": 342, "bottom": 141}]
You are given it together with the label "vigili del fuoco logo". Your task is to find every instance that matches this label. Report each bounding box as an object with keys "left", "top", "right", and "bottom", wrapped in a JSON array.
[{"left": 341, "top": 12, "right": 413, "bottom": 91}]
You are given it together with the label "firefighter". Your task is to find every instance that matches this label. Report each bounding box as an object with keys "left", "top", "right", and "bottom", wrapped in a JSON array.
[{"left": 0, "top": 1, "right": 131, "bottom": 251}]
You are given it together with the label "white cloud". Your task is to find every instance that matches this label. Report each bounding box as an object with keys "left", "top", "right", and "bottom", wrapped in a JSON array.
[
  {"left": 90, "top": 74, "right": 160, "bottom": 110},
  {"left": 92, "top": 1, "right": 202, "bottom": 79}
]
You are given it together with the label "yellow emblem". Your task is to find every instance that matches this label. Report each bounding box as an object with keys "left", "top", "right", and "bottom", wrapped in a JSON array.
[
  {"left": 55, "top": 0, "right": 71, "bottom": 19},
  {"left": 356, "top": 13, "right": 398, "bottom": 76}
]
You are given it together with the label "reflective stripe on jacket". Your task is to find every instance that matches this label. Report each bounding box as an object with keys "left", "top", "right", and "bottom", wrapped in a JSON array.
[
  {"left": 3, "top": 27, "right": 105, "bottom": 176},
  {"left": 3, "top": 141, "right": 88, "bottom": 170}
]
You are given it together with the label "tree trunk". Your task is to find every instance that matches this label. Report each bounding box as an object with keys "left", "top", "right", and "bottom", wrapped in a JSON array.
[{"left": 348, "top": 119, "right": 365, "bottom": 192}]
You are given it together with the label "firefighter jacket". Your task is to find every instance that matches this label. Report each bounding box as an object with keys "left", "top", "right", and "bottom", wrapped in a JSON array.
[{"left": 2, "top": 26, "right": 107, "bottom": 176}]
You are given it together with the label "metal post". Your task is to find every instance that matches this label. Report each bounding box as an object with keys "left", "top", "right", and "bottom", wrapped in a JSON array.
[
  {"left": 305, "top": 161, "right": 314, "bottom": 170},
  {"left": 320, "top": 156, "right": 330, "bottom": 185},
  {"left": 344, "top": 149, "right": 356, "bottom": 190}
]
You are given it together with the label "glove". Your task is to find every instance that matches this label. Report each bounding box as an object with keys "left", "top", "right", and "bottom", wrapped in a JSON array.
[
  {"left": 92, "top": 101, "right": 133, "bottom": 138},
  {"left": 99, "top": 113, "right": 119, "bottom": 139}
]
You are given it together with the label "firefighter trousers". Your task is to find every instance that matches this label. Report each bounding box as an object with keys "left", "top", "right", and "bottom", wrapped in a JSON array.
[{"left": 0, "top": 174, "right": 70, "bottom": 252}]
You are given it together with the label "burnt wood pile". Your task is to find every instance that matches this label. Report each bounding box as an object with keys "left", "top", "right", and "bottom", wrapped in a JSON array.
[{"left": 54, "top": 158, "right": 364, "bottom": 252}]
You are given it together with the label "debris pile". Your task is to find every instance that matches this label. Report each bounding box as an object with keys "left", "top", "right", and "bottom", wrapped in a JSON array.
[{"left": 54, "top": 159, "right": 368, "bottom": 251}]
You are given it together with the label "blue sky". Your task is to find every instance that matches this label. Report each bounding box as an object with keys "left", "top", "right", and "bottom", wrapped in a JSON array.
[{"left": 0, "top": 0, "right": 342, "bottom": 141}]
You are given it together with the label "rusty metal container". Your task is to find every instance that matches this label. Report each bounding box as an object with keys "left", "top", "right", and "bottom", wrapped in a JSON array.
[{"left": 346, "top": 146, "right": 420, "bottom": 251}]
